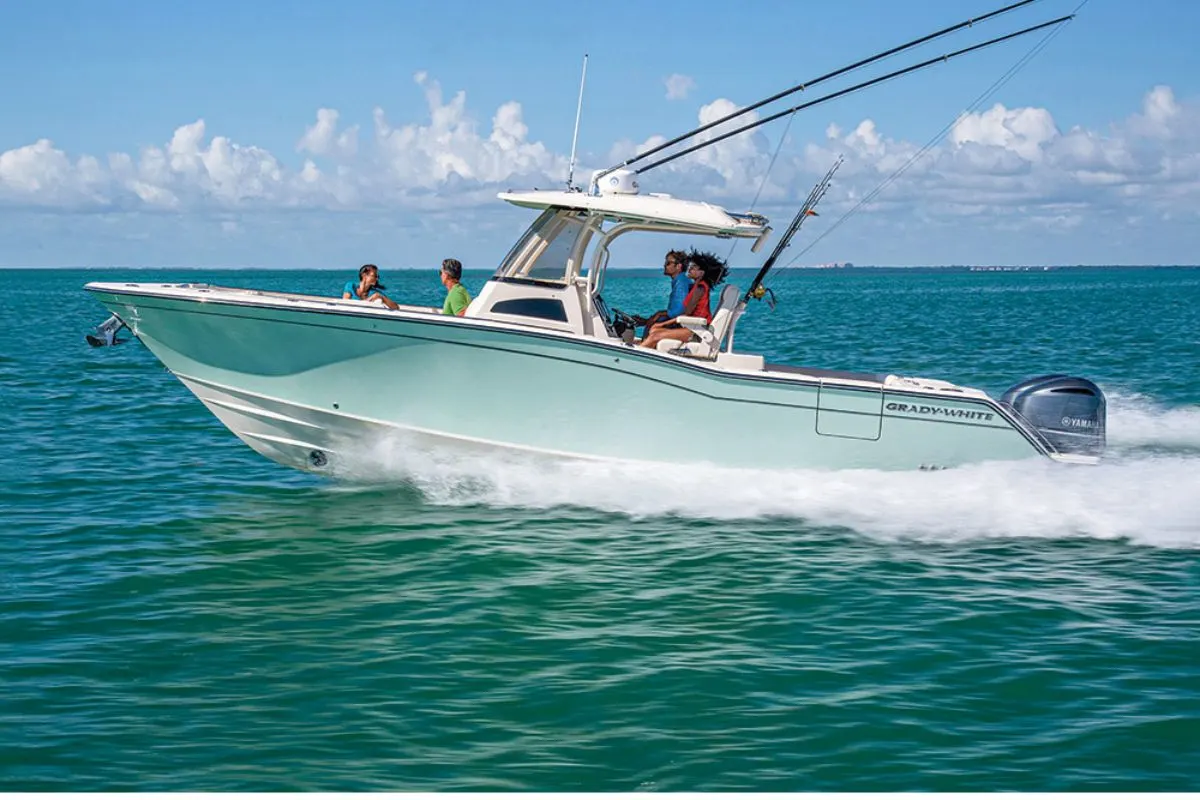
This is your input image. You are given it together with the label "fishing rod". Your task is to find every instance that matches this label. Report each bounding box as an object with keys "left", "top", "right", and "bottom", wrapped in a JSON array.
[
  {"left": 745, "top": 156, "right": 842, "bottom": 303},
  {"left": 782, "top": 12, "right": 1075, "bottom": 271},
  {"left": 635, "top": 14, "right": 1071, "bottom": 176},
  {"left": 592, "top": 0, "right": 1042, "bottom": 187}
]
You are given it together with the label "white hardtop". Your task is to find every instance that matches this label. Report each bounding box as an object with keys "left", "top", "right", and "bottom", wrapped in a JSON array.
[{"left": 497, "top": 189, "right": 769, "bottom": 237}]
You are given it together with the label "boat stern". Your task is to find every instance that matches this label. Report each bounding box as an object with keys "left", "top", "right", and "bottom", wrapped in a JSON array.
[{"left": 1001, "top": 374, "right": 1107, "bottom": 458}]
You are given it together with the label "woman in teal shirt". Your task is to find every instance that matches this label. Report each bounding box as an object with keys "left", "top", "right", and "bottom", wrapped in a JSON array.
[
  {"left": 440, "top": 258, "right": 471, "bottom": 316},
  {"left": 343, "top": 264, "right": 398, "bottom": 310}
]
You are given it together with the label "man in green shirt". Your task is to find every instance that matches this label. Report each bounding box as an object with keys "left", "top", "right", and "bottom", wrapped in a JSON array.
[{"left": 440, "top": 258, "right": 471, "bottom": 316}]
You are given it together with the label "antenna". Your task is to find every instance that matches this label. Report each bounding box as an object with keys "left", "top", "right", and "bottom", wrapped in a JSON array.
[{"left": 566, "top": 53, "right": 588, "bottom": 191}]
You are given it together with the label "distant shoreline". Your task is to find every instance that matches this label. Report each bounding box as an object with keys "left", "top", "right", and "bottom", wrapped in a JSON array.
[{"left": 5, "top": 264, "right": 1198, "bottom": 272}]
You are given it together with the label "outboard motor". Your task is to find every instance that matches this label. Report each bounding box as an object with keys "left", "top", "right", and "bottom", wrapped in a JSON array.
[{"left": 1001, "top": 375, "right": 1106, "bottom": 456}]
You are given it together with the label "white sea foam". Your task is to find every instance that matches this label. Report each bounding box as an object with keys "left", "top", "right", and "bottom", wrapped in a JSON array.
[
  {"left": 1106, "top": 390, "right": 1200, "bottom": 451},
  {"left": 332, "top": 399, "right": 1200, "bottom": 550}
]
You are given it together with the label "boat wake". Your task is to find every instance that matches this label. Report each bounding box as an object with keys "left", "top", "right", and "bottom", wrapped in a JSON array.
[
  {"left": 1105, "top": 389, "right": 1200, "bottom": 452},
  {"left": 332, "top": 395, "right": 1200, "bottom": 550}
]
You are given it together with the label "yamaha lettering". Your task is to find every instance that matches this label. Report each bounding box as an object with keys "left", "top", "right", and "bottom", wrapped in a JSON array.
[{"left": 885, "top": 402, "right": 994, "bottom": 422}]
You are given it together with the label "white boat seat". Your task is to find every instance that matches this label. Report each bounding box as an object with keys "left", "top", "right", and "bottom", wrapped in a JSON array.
[{"left": 667, "top": 284, "right": 742, "bottom": 359}]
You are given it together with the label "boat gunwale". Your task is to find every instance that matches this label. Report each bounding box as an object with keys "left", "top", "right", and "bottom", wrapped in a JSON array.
[{"left": 85, "top": 280, "right": 925, "bottom": 393}]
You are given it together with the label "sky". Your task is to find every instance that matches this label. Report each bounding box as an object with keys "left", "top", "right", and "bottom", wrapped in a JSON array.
[{"left": 1, "top": 0, "right": 1198, "bottom": 268}]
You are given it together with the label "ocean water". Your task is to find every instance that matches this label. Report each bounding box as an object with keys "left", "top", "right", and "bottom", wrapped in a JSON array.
[{"left": 2, "top": 265, "right": 1198, "bottom": 791}]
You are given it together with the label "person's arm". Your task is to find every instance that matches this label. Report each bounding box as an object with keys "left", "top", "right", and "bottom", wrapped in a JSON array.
[
  {"left": 370, "top": 292, "right": 399, "bottom": 311},
  {"left": 659, "top": 287, "right": 699, "bottom": 326}
]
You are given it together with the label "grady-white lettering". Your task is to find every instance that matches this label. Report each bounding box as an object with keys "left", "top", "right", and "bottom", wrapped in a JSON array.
[{"left": 886, "top": 402, "right": 994, "bottom": 421}]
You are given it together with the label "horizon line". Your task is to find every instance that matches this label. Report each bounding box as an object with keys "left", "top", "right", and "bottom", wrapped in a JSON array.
[{"left": 3, "top": 264, "right": 1199, "bottom": 271}]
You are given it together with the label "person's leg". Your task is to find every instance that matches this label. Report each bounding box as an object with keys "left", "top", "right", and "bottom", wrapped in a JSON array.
[
  {"left": 639, "top": 321, "right": 668, "bottom": 348},
  {"left": 640, "top": 324, "right": 691, "bottom": 350},
  {"left": 639, "top": 310, "right": 667, "bottom": 337},
  {"left": 656, "top": 327, "right": 693, "bottom": 349}
]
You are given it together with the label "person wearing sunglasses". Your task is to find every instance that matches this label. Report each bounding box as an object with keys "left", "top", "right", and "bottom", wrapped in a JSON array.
[
  {"left": 639, "top": 250, "right": 727, "bottom": 351},
  {"left": 629, "top": 249, "right": 690, "bottom": 337}
]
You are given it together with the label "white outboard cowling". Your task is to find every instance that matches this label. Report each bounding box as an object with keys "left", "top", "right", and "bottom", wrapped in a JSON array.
[{"left": 1001, "top": 375, "right": 1106, "bottom": 456}]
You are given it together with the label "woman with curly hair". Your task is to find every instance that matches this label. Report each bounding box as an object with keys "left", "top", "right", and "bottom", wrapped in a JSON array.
[{"left": 638, "top": 249, "right": 727, "bottom": 350}]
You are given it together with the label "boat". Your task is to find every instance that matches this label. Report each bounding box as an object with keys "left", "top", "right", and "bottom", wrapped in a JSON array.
[
  {"left": 84, "top": 1, "right": 1107, "bottom": 474},
  {"left": 84, "top": 169, "right": 1106, "bottom": 473}
]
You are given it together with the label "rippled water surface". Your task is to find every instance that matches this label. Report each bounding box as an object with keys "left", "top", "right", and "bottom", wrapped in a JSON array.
[{"left": 3, "top": 266, "right": 1199, "bottom": 790}]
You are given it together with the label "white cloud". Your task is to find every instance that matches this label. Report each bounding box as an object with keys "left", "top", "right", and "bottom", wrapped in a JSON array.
[
  {"left": 0, "top": 139, "right": 108, "bottom": 207},
  {"left": 950, "top": 103, "right": 1058, "bottom": 161},
  {"left": 618, "top": 98, "right": 781, "bottom": 199},
  {"left": 770, "top": 87, "right": 1200, "bottom": 233},
  {"left": 664, "top": 73, "right": 696, "bottom": 101},
  {"left": 1, "top": 80, "right": 1198, "bottom": 252},
  {"left": 363, "top": 73, "right": 567, "bottom": 209},
  {"left": 0, "top": 73, "right": 570, "bottom": 214},
  {"left": 297, "top": 108, "right": 358, "bottom": 158},
  {"left": 1130, "top": 85, "right": 1181, "bottom": 139}
]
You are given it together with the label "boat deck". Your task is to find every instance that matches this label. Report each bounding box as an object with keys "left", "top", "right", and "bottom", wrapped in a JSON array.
[{"left": 764, "top": 363, "right": 888, "bottom": 384}]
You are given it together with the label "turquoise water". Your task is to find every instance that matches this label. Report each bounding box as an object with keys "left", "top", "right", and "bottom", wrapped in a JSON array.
[{"left": 3, "top": 266, "right": 1198, "bottom": 790}]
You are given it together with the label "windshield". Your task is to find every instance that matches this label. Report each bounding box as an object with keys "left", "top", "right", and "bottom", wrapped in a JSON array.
[{"left": 492, "top": 210, "right": 590, "bottom": 284}]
